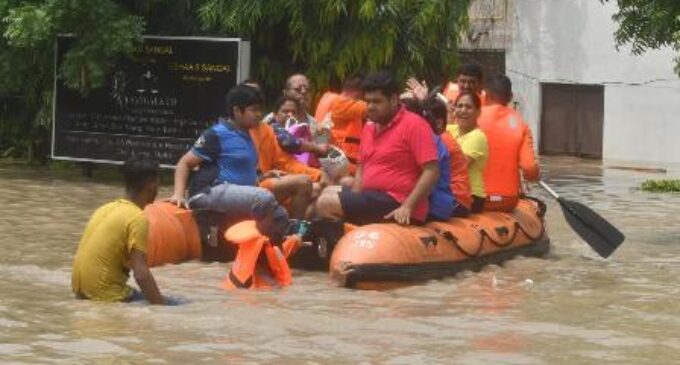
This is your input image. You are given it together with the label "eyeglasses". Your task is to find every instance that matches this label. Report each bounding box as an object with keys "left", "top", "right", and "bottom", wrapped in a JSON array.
[{"left": 288, "top": 85, "right": 310, "bottom": 93}]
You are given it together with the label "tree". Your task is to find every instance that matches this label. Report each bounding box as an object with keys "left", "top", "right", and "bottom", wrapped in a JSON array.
[
  {"left": 1, "top": 0, "right": 472, "bottom": 160},
  {"left": 199, "top": 0, "right": 471, "bottom": 91},
  {"left": 605, "top": 0, "right": 680, "bottom": 76},
  {"left": 1, "top": 0, "right": 147, "bottom": 160}
]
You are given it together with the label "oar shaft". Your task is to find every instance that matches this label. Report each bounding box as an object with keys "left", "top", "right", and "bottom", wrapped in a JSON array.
[{"left": 538, "top": 180, "right": 560, "bottom": 199}]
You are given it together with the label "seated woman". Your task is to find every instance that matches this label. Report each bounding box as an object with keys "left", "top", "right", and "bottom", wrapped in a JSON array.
[
  {"left": 265, "top": 96, "right": 329, "bottom": 166},
  {"left": 420, "top": 98, "right": 473, "bottom": 218},
  {"left": 446, "top": 92, "right": 488, "bottom": 213}
]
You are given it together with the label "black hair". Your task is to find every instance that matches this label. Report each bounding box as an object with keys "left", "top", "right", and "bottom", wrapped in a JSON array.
[
  {"left": 225, "top": 84, "right": 264, "bottom": 117},
  {"left": 342, "top": 73, "right": 365, "bottom": 92},
  {"left": 361, "top": 70, "right": 399, "bottom": 96},
  {"left": 121, "top": 158, "right": 160, "bottom": 194},
  {"left": 274, "top": 95, "right": 300, "bottom": 112},
  {"left": 457, "top": 63, "right": 484, "bottom": 82},
  {"left": 484, "top": 74, "right": 513, "bottom": 104},
  {"left": 400, "top": 97, "right": 422, "bottom": 114},
  {"left": 454, "top": 91, "right": 482, "bottom": 110},
  {"left": 421, "top": 97, "right": 448, "bottom": 134}
]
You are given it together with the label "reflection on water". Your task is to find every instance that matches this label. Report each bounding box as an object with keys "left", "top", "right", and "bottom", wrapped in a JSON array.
[{"left": 1, "top": 156, "right": 679, "bottom": 364}]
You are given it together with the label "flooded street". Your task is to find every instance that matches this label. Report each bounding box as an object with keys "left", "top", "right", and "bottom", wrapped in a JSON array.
[{"left": 1, "top": 156, "right": 679, "bottom": 364}]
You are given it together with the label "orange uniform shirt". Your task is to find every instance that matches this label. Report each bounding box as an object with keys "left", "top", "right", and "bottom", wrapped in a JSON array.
[
  {"left": 478, "top": 104, "right": 539, "bottom": 199},
  {"left": 441, "top": 132, "right": 473, "bottom": 209},
  {"left": 328, "top": 95, "right": 366, "bottom": 171},
  {"left": 314, "top": 91, "right": 340, "bottom": 125},
  {"left": 249, "top": 122, "right": 322, "bottom": 182}
]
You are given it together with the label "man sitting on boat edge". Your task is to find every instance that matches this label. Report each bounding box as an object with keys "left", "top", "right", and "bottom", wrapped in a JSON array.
[{"left": 314, "top": 70, "right": 439, "bottom": 226}]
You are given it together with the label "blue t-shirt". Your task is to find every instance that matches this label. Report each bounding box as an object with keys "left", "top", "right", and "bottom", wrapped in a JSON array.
[
  {"left": 191, "top": 119, "right": 258, "bottom": 186},
  {"left": 428, "top": 135, "right": 456, "bottom": 220}
]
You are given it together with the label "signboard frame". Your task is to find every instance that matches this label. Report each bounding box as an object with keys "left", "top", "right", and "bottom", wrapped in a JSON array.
[{"left": 51, "top": 35, "right": 250, "bottom": 168}]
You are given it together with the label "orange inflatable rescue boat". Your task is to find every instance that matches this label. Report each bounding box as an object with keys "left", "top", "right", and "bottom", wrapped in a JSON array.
[
  {"left": 144, "top": 202, "right": 202, "bottom": 267},
  {"left": 143, "top": 198, "right": 550, "bottom": 290},
  {"left": 328, "top": 198, "right": 549, "bottom": 289}
]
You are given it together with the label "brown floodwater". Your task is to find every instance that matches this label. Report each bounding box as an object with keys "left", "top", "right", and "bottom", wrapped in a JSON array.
[{"left": 0, "top": 156, "right": 679, "bottom": 364}]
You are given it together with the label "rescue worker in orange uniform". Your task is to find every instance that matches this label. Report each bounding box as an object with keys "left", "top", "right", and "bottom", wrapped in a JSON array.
[
  {"left": 478, "top": 75, "right": 540, "bottom": 212},
  {"left": 325, "top": 74, "right": 366, "bottom": 175},
  {"left": 314, "top": 90, "right": 339, "bottom": 128}
]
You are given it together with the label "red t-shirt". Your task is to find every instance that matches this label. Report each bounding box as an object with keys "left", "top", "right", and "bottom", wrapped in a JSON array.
[{"left": 359, "top": 106, "right": 438, "bottom": 221}]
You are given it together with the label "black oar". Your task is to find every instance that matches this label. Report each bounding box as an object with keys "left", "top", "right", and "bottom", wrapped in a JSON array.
[{"left": 537, "top": 181, "right": 625, "bottom": 258}]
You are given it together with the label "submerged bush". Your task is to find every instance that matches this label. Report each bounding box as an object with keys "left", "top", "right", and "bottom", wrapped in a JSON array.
[{"left": 640, "top": 179, "right": 680, "bottom": 192}]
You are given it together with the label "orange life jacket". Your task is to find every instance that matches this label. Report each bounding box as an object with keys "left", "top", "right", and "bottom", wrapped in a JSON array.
[
  {"left": 221, "top": 220, "right": 298, "bottom": 290},
  {"left": 478, "top": 104, "right": 540, "bottom": 204},
  {"left": 314, "top": 91, "right": 340, "bottom": 125},
  {"left": 443, "top": 82, "right": 487, "bottom": 106},
  {"left": 328, "top": 95, "right": 366, "bottom": 174}
]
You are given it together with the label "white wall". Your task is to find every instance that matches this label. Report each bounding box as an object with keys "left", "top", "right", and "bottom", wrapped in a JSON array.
[{"left": 506, "top": 0, "right": 680, "bottom": 167}]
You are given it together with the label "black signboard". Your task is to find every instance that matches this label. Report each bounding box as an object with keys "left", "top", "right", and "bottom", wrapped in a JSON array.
[{"left": 52, "top": 36, "right": 247, "bottom": 166}]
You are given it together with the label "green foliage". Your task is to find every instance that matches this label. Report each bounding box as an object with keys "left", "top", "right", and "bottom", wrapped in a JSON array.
[
  {"left": 0, "top": 0, "right": 191, "bottom": 160},
  {"left": 640, "top": 179, "right": 680, "bottom": 193},
  {"left": 1, "top": 0, "right": 471, "bottom": 161},
  {"left": 604, "top": 0, "right": 680, "bottom": 76},
  {"left": 199, "top": 0, "right": 471, "bottom": 91}
]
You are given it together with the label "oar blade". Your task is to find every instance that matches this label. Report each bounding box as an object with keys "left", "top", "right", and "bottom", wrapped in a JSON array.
[{"left": 558, "top": 198, "right": 625, "bottom": 258}]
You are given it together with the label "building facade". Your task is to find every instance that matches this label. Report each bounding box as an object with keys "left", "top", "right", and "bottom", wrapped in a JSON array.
[{"left": 464, "top": 0, "right": 680, "bottom": 167}]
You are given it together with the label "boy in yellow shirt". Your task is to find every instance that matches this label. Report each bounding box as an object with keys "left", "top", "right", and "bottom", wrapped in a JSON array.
[{"left": 72, "top": 159, "right": 166, "bottom": 304}]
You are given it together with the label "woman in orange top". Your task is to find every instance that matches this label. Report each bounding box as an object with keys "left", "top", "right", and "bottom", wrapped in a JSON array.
[
  {"left": 478, "top": 75, "right": 540, "bottom": 212},
  {"left": 250, "top": 120, "right": 327, "bottom": 219},
  {"left": 419, "top": 98, "right": 473, "bottom": 217}
]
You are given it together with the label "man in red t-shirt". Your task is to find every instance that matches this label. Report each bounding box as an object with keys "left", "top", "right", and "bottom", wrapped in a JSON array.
[{"left": 315, "top": 71, "right": 439, "bottom": 225}]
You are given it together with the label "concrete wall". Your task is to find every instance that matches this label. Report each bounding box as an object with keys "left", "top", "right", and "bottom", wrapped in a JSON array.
[{"left": 506, "top": 0, "right": 680, "bottom": 167}]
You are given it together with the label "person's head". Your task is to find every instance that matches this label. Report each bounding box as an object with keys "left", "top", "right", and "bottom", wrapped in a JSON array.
[
  {"left": 226, "top": 84, "right": 264, "bottom": 129},
  {"left": 341, "top": 73, "right": 364, "bottom": 99},
  {"left": 454, "top": 92, "right": 482, "bottom": 131},
  {"left": 121, "top": 158, "right": 160, "bottom": 207},
  {"left": 241, "top": 78, "right": 262, "bottom": 92},
  {"left": 421, "top": 97, "right": 448, "bottom": 135},
  {"left": 362, "top": 70, "right": 400, "bottom": 125},
  {"left": 273, "top": 95, "right": 300, "bottom": 124},
  {"left": 456, "top": 63, "right": 484, "bottom": 94},
  {"left": 284, "top": 74, "right": 311, "bottom": 112},
  {"left": 484, "top": 74, "right": 513, "bottom": 105},
  {"left": 400, "top": 97, "right": 422, "bottom": 115}
]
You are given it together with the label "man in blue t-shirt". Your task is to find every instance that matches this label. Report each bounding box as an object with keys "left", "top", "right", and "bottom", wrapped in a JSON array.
[{"left": 168, "top": 85, "right": 289, "bottom": 244}]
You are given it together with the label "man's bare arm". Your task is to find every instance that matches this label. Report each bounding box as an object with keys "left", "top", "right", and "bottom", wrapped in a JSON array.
[
  {"left": 130, "top": 249, "right": 165, "bottom": 305},
  {"left": 168, "top": 151, "right": 203, "bottom": 207}
]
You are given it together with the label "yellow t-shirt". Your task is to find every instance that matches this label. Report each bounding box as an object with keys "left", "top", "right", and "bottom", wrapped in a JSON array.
[
  {"left": 446, "top": 124, "right": 488, "bottom": 197},
  {"left": 72, "top": 199, "right": 148, "bottom": 301}
]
